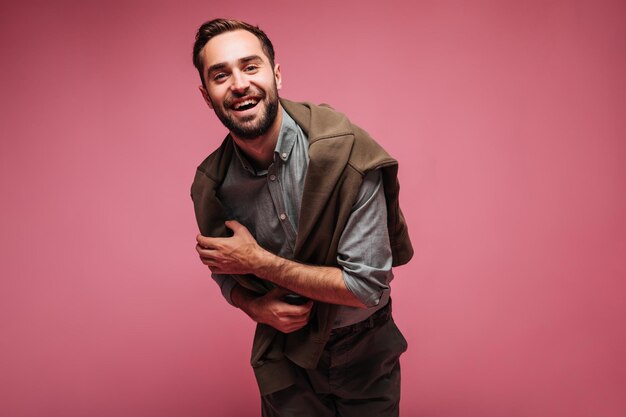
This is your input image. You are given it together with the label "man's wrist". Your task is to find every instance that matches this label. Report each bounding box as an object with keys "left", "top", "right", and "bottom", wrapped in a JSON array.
[{"left": 252, "top": 246, "right": 283, "bottom": 283}]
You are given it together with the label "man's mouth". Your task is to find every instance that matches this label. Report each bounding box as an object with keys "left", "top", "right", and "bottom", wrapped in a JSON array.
[{"left": 231, "top": 97, "right": 261, "bottom": 112}]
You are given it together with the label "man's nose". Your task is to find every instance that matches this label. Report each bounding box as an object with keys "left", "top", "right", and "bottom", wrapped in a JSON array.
[{"left": 230, "top": 71, "right": 250, "bottom": 93}]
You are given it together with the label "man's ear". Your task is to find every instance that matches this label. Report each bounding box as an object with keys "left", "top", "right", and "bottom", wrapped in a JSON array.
[
  {"left": 274, "top": 63, "right": 282, "bottom": 90},
  {"left": 198, "top": 85, "right": 214, "bottom": 109}
]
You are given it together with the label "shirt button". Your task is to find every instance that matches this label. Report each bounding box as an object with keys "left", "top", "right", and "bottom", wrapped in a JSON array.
[
  {"left": 281, "top": 152, "right": 288, "bottom": 159},
  {"left": 279, "top": 213, "right": 287, "bottom": 220},
  {"left": 269, "top": 174, "right": 277, "bottom": 181}
]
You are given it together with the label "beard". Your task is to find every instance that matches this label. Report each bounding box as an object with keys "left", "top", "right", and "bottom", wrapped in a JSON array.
[{"left": 211, "top": 82, "right": 280, "bottom": 140}]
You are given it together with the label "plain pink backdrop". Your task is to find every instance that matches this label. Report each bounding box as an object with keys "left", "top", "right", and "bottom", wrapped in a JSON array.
[{"left": 1, "top": 1, "right": 624, "bottom": 416}]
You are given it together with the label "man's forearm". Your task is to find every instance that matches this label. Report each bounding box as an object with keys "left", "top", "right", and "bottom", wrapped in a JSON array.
[
  {"left": 196, "top": 221, "right": 366, "bottom": 308},
  {"left": 254, "top": 249, "right": 366, "bottom": 308},
  {"left": 230, "top": 284, "right": 258, "bottom": 315}
]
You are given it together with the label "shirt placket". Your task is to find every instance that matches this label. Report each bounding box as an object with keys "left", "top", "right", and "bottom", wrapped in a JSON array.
[{"left": 267, "top": 157, "right": 297, "bottom": 255}]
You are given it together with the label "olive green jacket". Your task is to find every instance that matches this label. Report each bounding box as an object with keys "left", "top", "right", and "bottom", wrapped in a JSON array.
[{"left": 191, "top": 99, "right": 413, "bottom": 395}]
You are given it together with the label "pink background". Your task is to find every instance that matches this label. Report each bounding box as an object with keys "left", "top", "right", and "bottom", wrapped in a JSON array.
[{"left": 1, "top": 1, "right": 625, "bottom": 416}]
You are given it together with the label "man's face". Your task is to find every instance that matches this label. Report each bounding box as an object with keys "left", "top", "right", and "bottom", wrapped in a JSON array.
[{"left": 198, "top": 30, "right": 282, "bottom": 140}]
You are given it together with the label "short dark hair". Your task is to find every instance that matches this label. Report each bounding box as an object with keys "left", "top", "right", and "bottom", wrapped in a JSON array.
[{"left": 192, "top": 18, "right": 276, "bottom": 87}]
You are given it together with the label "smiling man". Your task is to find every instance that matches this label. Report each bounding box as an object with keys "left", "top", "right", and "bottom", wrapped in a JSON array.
[{"left": 191, "top": 18, "right": 413, "bottom": 417}]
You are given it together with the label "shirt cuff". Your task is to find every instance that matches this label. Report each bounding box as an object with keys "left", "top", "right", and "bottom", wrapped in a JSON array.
[{"left": 342, "top": 269, "right": 392, "bottom": 308}]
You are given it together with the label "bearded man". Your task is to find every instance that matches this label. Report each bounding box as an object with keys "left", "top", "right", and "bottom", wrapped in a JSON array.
[{"left": 191, "top": 18, "right": 413, "bottom": 417}]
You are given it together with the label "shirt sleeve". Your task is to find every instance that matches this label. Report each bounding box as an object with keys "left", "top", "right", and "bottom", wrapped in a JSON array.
[
  {"left": 211, "top": 273, "right": 238, "bottom": 306},
  {"left": 337, "top": 169, "right": 394, "bottom": 307}
]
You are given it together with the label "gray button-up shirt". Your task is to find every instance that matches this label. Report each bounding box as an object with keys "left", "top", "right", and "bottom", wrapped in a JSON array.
[{"left": 213, "top": 109, "right": 393, "bottom": 328}]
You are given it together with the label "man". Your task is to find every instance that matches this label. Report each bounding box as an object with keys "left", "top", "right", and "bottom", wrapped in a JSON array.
[{"left": 191, "top": 18, "right": 413, "bottom": 417}]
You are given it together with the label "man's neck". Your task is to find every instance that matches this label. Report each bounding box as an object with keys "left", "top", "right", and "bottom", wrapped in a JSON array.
[{"left": 231, "top": 104, "right": 284, "bottom": 170}]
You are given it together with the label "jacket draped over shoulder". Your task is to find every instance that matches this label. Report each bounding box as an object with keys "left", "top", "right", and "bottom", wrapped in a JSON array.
[{"left": 191, "top": 99, "right": 413, "bottom": 395}]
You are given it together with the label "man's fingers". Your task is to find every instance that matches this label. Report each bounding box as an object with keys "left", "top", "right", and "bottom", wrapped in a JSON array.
[
  {"left": 276, "top": 316, "right": 308, "bottom": 333},
  {"left": 196, "top": 234, "right": 218, "bottom": 248},
  {"left": 224, "top": 219, "right": 246, "bottom": 232},
  {"left": 277, "top": 301, "right": 313, "bottom": 318},
  {"left": 255, "top": 293, "right": 313, "bottom": 333},
  {"left": 196, "top": 245, "right": 230, "bottom": 270},
  {"left": 196, "top": 244, "right": 220, "bottom": 259},
  {"left": 280, "top": 316, "right": 311, "bottom": 333},
  {"left": 196, "top": 232, "right": 243, "bottom": 250},
  {"left": 224, "top": 220, "right": 239, "bottom": 230}
]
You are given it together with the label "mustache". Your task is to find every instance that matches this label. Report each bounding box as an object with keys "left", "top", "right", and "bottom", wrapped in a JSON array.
[{"left": 224, "top": 89, "right": 265, "bottom": 107}]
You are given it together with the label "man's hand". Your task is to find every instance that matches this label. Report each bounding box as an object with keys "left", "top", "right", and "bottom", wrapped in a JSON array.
[
  {"left": 196, "top": 220, "right": 367, "bottom": 308},
  {"left": 196, "top": 220, "right": 263, "bottom": 275},
  {"left": 234, "top": 286, "right": 313, "bottom": 334}
]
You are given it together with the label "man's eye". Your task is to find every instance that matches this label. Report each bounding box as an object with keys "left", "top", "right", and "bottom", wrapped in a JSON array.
[
  {"left": 213, "top": 73, "right": 228, "bottom": 81},
  {"left": 244, "top": 65, "right": 258, "bottom": 72}
]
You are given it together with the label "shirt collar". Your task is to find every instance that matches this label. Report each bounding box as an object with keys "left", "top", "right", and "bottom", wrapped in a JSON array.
[{"left": 274, "top": 108, "right": 298, "bottom": 164}]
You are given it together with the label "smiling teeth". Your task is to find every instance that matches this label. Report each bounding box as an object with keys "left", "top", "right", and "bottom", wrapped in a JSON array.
[{"left": 234, "top": 99, "right": 258, "bottom": 110}]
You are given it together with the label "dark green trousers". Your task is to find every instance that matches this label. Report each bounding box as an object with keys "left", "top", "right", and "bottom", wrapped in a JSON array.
[{"left": 261, "top": 303, "right": 408, "bottom": 417}]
